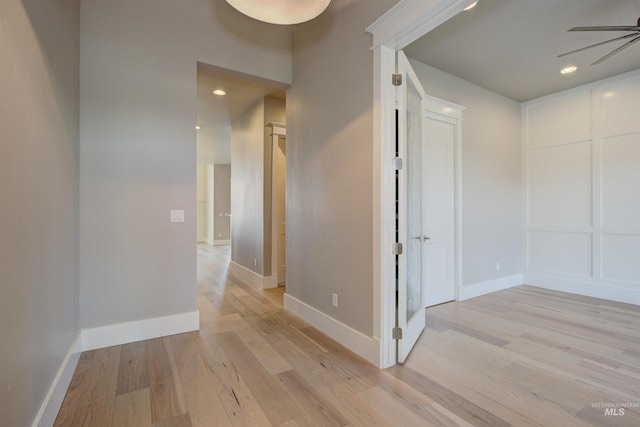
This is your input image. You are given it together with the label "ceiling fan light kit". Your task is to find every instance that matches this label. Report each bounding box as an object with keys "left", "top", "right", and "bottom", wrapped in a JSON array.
[
  {"left": 558, "top": 17, "right": 640, "bottom": 65},
  {"left": 225, "top": 0, "right": 331, "bottom": 25}
]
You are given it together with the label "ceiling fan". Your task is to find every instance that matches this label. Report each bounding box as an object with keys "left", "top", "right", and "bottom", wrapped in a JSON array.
[{"left": 557, "top": 17, "right": 640, "bottom": 65}]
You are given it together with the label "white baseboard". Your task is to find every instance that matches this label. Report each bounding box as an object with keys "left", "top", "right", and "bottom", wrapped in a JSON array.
[
  {"left": 214, "top": 239, "right": 230, "bottom": 246},
  {"left": 458, "top": 274, "right": 523, "bottom": 301},
  {"left": 32, "top": 311, "right": 199, "bottom": 426},
  {"left": 81, "top": 310, "right": 200, "bottom": 352},
  {"left": 32, "top": 331, "right": 82, "bottom": 427},
  {"left": 524, "top": 273, "right": 640, "bottom": 306},
  {"left": 283, "top": 293, "right": 381, "bottom": 367},
  {"left": 229, "top": 261, "right": 277, "bottom": 289}
]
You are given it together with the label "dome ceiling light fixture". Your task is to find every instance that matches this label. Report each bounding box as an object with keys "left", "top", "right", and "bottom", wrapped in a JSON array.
[{"left": 225, "top": 0, "right": 331, "bottom": 25}]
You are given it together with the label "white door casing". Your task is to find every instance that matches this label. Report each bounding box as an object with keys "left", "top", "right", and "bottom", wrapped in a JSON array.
[
  {"left": 267, "top": 123, "right": 287, "bottom": 285},
  {"left": 276, "top": 136, "right": 287, "bottom": 284}
]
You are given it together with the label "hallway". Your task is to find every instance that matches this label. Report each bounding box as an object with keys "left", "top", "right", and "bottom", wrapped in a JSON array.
[{"left": 53, "top": 245, "right": 640, "bottom": 426}]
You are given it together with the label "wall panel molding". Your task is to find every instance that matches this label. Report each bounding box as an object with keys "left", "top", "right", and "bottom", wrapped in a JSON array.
[{"left": 523, "top": 69, "right": 640, "bottom": 305}]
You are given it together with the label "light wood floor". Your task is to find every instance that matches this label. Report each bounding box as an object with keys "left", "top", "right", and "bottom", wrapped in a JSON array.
[{"left": 54, "top": 245, "right": 640, "bottom": 426}]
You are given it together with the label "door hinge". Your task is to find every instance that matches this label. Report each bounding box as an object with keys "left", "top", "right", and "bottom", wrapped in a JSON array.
[
  {"left": 392, "top": 327, "right": 403, "bottom": 339},
  {"left": 392, "top": 157, "right": 403, "bottom": 170},
  {"left": 393, "top": 242, "right": 403, "bottom": 255},
  {"left": 392, "top": 73, "right": 403, "bottom": 86}
]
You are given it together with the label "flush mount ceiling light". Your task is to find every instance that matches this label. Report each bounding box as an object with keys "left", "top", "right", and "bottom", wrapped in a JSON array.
[
  {"left": 213, "top": 89, "right": 226, "bottom": 96},
  {"left": 463, "top": 1, "right": 478, "bottom": 11},
  {"left": 561, "top": 65, "right": 578, "bottom": 75},
  {"left": 225, "top": 0, "right": 331, "bottom": 25}
]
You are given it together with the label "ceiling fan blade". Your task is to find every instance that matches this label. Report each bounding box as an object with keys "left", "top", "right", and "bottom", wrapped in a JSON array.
[
  {"left": 592, "top": 35, "right": 640, "bottom": 65},
  {"left": 557, "top": 33, "right": 639, "bottom": 58},
  {"left": 569, "top": 26, "right": 639, "bottom": 31}
]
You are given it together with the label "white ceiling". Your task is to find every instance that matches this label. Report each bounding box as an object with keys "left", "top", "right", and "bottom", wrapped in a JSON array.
[
  {"left": 196, "top": 64, "right": 286, "bottom": 165},
  {"left": 405, "top": 0, "right": 640, "bottom": 102}
]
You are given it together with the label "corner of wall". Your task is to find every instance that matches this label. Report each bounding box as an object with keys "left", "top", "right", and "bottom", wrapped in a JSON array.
[
  {"left": 458, "top": 274, "right": 523, "bottom": 301},
  {"left": 283, "top": 293, "right": 381, "bottom": 367},
  {"left": 80, "top": 311, "right": 200, "bottom": 352},
  {"left": 31, "top": 331, "right": 82, "bottom": 427}
]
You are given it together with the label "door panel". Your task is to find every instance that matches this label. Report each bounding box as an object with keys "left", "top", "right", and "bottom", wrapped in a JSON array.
[
  {"left": 397, "top": 51, "right": 427, "bottom": 363},
  {"left": 423, "top": 118, "right": 456, "bottom": 307}
]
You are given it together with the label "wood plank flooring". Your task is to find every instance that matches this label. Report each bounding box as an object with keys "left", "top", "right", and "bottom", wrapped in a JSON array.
[{"left": 54, "top": 244, "right": 640, "bottom": 426}]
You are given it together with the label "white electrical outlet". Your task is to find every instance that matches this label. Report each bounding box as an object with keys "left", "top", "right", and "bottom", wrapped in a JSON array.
[
  {"left": 332, "top": 293, "right": 338, "bottom": 308},
  {"left": 496, "top": 262, "right": 501, "bottom": 272}
]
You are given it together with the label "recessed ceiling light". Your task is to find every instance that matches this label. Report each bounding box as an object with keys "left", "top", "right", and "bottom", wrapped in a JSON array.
[
  {"left": 195, "top": 125, "right": 201, "bottom": 130},
  {"left": 213, "top": 89, "right": 226, "bottom": 96},
  {"left": 561, "top": 65, "right": 577, "bottom": 75},
  {"left": 463, "top": 1, "right": 478, "bottom": 11}
]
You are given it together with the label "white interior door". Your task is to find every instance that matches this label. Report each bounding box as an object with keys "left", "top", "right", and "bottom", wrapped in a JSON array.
[
  {"left": 423, "top": 116, "right": 456, "bottom": 307},
  {"left": 397, "top": 51, "right": 427, "bottom": 363}
]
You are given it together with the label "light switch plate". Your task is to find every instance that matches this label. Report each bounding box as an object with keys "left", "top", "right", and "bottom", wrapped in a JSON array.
[{"left": 170, "top": 210, "right": 185, "bottom": 223}]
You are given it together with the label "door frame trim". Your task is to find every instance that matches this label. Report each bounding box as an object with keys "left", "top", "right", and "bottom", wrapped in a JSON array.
[
  {"left": 367, "top": 0, "right": 474, "bottom": 368},
  {"left": 267, "top": 122, "right": 287, "bottom": 285}
]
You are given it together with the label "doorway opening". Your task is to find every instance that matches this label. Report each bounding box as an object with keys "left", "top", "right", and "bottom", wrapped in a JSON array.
[
  {"left": 195, "top": 62, "right": 288, "bottom": 305},
  {"left": 367, "top": 1, "right": 470, "bottom": 366}
]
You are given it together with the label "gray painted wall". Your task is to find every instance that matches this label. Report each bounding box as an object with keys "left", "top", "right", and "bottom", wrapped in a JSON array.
[
  {"left": 79, "top": 0, "right": 292, "bottom": 328},
  {"left": 231, "top": 96, "right": 285, "bottom": 275},
  {"left": 409, "top": 59, "right": 523, "bottom": 286},
  {"left": 214, "top": 165, "right": 231, "bottom": 241},
  {"left": 231, "top": 100, "right": 266, "bottom": 274},
  {"left": 287, "top": 0, "right": 398, "bottom": 336},
  {"left": 0, "top": 1, "right": 80, "bottom": 425}
]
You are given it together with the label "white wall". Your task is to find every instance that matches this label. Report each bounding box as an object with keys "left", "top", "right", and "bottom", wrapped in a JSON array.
[
  {"left": 523, "top": 70, "right": 640, "bottom": 305},
  {"left": 408, "top": 60, "right": 523, "bottom": 297},
  {"left": 287, "top": 0, "right": 399, "bottom": 336},
  {"left": 0, "top": 0, "right": 80, "bottom": 425},
  {"left": 79, "top": 0, "right": 292, "bottom": 330}
]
